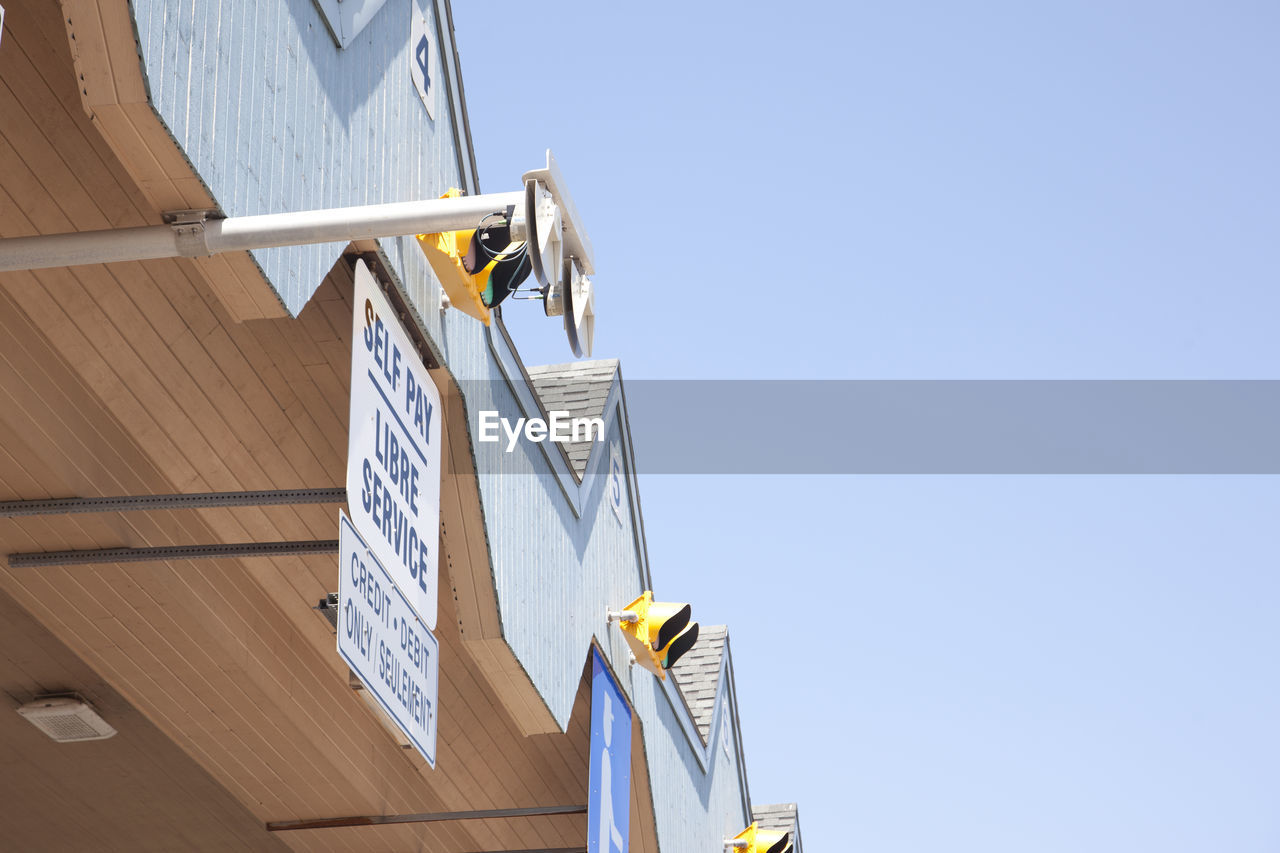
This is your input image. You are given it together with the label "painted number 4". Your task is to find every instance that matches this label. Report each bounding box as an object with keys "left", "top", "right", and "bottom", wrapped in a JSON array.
[
  {"left": 415, "top": 36, "right": 431, "bottom": 91},
  {"left": 410, "top": 7, "right": 435, "bottom": 119}
]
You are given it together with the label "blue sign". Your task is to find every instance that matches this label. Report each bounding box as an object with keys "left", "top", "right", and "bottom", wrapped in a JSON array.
[{"left": 588, "top": 647, "right": 631, "bottom": 853}]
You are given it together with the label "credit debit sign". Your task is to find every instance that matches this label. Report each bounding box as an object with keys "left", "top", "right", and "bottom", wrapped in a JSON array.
[
  {"left": 347, "top": 260, "right": 442, "bottom": 630},
  {"left": 338, "top": 511, "right": 439, "bottom": 766}
]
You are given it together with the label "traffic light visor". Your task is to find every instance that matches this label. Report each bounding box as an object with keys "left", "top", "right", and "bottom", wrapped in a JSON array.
[
  {"left": 763, "top": 831, "right": 792, "bottom": 853},
  {"left": 647, "top": 601, "right": 691, "bottom": 653},
  {"left": 463, "top": 221, "right": 532, "bottom": 309},
  {"left": 660, "top": 621, "right": 698, "bottom": 670}
]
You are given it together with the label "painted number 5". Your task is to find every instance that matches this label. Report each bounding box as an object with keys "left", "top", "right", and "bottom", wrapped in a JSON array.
[{"left": 608, "top": 445, "right": 625, "bottom": 524}]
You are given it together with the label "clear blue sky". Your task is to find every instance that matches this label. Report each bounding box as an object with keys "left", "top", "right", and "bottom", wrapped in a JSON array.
[{"left": 452, "top": 3, "right": 1280, "bottom": 851}]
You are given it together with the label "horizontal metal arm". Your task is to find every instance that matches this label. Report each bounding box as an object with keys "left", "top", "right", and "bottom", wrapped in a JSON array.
[{"left": 0, "top": 191, "right": 524, "bottom": 272}]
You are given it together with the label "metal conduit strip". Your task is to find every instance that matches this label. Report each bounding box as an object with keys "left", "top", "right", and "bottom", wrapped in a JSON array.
[
  {"left": 0, "top": 488, "right": 348, "bottom": 517},
  {"left": 8, "top": 541, "right": 340, "bottom": 568},
  {"left": 265, "top": 804, "right": 589, "bottom": 832},
  {"left": 316, "top": 849, "right": 585, "bottom": 853}
]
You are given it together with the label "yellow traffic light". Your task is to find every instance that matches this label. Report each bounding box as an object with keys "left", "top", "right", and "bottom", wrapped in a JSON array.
[
  {"left": 417, "top": 189, "right": 530, "bottom": 326},
  {"left": 611, "top": 591, "right": 699, "bottom": 680},
  {"left": 728, "top": 822, "right": 792, "bottom": 853}
]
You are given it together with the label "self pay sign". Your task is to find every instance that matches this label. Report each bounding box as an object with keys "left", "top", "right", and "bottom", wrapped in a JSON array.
[{"left": 348, "top": 260, "right": 442, "bottom": 630}]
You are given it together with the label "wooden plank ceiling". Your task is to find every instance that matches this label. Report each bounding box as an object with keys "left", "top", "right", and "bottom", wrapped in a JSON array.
[{"left": 0, "top": 2, "right": 641, "bottom": 851}]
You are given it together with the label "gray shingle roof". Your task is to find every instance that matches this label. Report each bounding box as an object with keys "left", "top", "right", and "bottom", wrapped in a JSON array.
[
  {"left": 752, "top": 803, "right": 802, "bottom": 852},
  {"left": 668, "top": 624, "right": 728, "bottom": 744},
  {"left": 525, "top": 359, "right": 619, "bottom": 477}
]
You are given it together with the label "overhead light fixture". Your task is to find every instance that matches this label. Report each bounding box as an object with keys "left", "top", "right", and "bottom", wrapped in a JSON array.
[{"left": 17, "top": 695, "right": 117, "bottom": 743}]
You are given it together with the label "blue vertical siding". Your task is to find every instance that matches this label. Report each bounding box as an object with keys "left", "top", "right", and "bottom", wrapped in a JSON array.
[
  {"left": 635, "top": 669, "right": 753, "bottom": 853},
  {"left": 132, "top": 0, "right": 459, "bottom": 314}
]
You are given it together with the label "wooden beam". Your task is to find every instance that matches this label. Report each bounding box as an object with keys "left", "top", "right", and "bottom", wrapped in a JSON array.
[{"left": 59, "top": 0, "right": 288, "bottom": 320}]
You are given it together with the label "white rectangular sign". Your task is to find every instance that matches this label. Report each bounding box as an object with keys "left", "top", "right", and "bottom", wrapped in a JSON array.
[
  {"left": 348, "top": 260, "right": 442, "bottom": 630},
  {"left": 338, "top": 511, "right": 439, "bottom": 766}
]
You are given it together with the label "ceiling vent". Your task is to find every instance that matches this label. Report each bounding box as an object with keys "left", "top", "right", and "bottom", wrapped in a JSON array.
[{"left": 17, "top": 695, "right": 117, "bottom": 743}]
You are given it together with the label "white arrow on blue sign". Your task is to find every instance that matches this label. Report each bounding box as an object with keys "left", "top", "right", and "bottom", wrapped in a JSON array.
[{"left": 588, "top": 648, "right": 631, "bottom": 853}]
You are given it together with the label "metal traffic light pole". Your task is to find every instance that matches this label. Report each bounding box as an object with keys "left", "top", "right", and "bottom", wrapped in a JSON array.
[
  {"left": 0, "top": 150, "right": 597, "bottom": 357},
  {"left": 0, "top": 151, "right": 592, "bottom": 277},
  {"left": 0, "top": 192, "right": 525, "bottom": 273}
]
